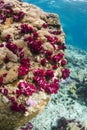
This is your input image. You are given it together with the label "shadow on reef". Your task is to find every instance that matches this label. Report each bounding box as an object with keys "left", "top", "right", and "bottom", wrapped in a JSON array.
[
  {"left": 68, "top": 74, "right": 87, "bottom": 105},
  {"left": 51, "top": 117, "right": 85, "bottom": 130},
  {"left": 65, "top": 46, "right": 87, "bottom": 105},
  {"left": 76, "top": 75, "right": 87, "bottom": 104}
]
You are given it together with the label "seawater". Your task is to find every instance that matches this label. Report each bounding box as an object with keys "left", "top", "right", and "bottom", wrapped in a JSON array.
[{"left": 23, "top": 0, "right": 87, "bottom": 50}]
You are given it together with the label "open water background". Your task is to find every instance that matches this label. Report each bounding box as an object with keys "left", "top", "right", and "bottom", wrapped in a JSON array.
[{"left": 23, "top": 0, "right": 87, "bottom": 50}]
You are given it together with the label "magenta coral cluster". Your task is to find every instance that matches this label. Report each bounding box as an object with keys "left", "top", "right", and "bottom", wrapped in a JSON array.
[
  {"left": 5, "top": 34, "right": 11, "bottom": 42},
  {"left": 45, "top": 35, "right": 59, "bottom": 49},
  {"left": 0, "top": 14, "right": 6, "bottom": 23},
  {"left": 21, "top": 24, "right": 33, "bottom": 34},
  {"left": 0, "top": 77, "right": 3, "bottom": 85},
  {"left": 0, "top": 43, "right": 4, "bottom": 47},
  {"left": 4, "top": 41, "right": 24, "bottom": 66},
  {"left": 6, "top": 41, "right": 24, "bottom": 59},
  {"left": 45, "top": 50, "right": 53, "bottom": 60},
  {"left": 42, "top": 23, "right": 48, "bottom": 28},
  {"left": 45, "top": 69, "right": 54, "bottom": 79},
  {"left": 18, "top": 58, "right": 30, "bottom": 76},
  {"left": 6, "top": 42, "right": 18, "bottom": 54},
  {"left": 0, "top": 88, "right": 8, "bottom": 96},
  {"left": 61, "top": 59, "right": 67, "bottom": 66},
  {"left": 18, "top": 81, "right": 36, "bottom": 96},
  {"left": 49, "top": 30, "right": 62, "bottom": 35},
  {"left": 0, "top": 1, "right": 25, "bottom": 23},
  {"left": 62, "top": 68, "right": 70, "bottom": 79},
  {"left": 0, "top": 73, "right": 7, "bottom": 85},
  {"left": 18, "top": 47, "right": 24, "bottom": 59},
  {"left": 0, "top": 0, "right": 4, "bottom": 8},
  {"left": 58, "top": 43, "right": 66, "bottom": 50},
  {"left": 45, "top": 35, "right": 58, "bottom": 44},
  {"left": 34, "top": 69, "right": 45, "bottom": 77},
  {"left": 41, "top": 58, "right": 47, "bottom": 66},
  {"left": 33, "top": 69, "right": 59, "bottom": 94},
  {"left": 46, "top": 79, "right": 59, "bottom": 94},
  {"left": 3, "top": 88, "right": 8, "bottom": 96},
  {"left": 52, "top": 53, "right": 64, "bottom": 63},
  {"left": 13, "top": 11, "right": 25, "bottom": 22},
  {"left": 28, "top": 40, "right": 43, "bottom": 54},
  {"left": 4, "top": 3, "right": 13, "bottom": 9},
  {"left": 4, "top": 8, "right": 13, "bottom": 17},
  {"left": 10, "top": 97, "right": 27, "bottom": 113},
  {"left": 10, "top": 80, "right": 37, "bottom": 113},
  {"left": 18, "top": 66, "right": 29, "bottom": 77},
  {"left": 23, "top": 26, "right": 43, "bottom": 54}
]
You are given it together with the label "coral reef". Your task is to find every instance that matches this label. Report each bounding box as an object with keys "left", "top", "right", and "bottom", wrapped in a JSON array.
[{"left": 0, "top": 0, "right": 69, "bottom": 129}]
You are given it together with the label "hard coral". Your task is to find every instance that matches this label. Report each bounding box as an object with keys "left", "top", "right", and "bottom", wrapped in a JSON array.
[{"left": 0, "top": 1, "right": 70, "bottom": 129}]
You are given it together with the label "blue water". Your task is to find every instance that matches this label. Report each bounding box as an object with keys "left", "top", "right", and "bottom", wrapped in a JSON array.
[{"left": 23, "top": 0, "right": 87, "bottom": 50}]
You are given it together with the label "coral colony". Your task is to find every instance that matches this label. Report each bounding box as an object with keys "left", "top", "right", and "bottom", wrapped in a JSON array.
[{"left": 0, "top": 0, "right": 70, "bottom": 114}]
